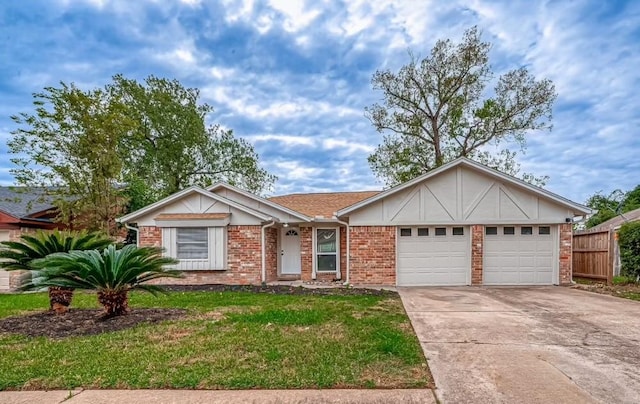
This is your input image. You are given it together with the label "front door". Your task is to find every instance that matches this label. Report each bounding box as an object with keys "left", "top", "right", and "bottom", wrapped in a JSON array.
[{"left": 281, "top": 228, "right": 301, "bottom": 275}]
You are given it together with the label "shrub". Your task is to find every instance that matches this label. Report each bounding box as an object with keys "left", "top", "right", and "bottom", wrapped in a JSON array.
[{"left": 618, "top": 222, "right": 640, "bottom": 280}]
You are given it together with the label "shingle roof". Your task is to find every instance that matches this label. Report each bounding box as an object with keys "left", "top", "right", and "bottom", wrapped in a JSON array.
[
  {"left": 0, "top": 187, "right": 57, "bottom": 218},
  {"left": 591, "top": 207, "right": 640, "bottom": 231},
  {"left": 268, "top": 191, "right": 380, "bottom": 218}
]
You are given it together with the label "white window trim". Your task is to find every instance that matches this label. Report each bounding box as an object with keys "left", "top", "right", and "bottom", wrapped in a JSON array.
[{"left": 314, "top": 227, "right": 340, "bottom": 274}]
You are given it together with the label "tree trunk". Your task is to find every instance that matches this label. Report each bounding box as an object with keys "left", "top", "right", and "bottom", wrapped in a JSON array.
[
  {"left": 48, "top": 286, "right": 74, "bottom": 314},
  {"left": 97, "top": 290, "right": 129, "bottom": 317}
]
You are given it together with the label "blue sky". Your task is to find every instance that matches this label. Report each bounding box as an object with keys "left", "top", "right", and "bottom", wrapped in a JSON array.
[{"left": 0, "top": 0, "right": 638, "bottom": 204}]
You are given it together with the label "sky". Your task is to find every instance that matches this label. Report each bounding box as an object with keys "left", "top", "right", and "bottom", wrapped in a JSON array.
[{"left": 0, "top": 0, "right": 638, "bottom": 204}]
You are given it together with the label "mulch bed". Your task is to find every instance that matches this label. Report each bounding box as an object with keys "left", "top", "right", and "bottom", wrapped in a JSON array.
[
  {"left": 571, "top": 282, "right": 640, "bottom": 298},
  {"left": 0, "top": 308, "right": 186, "bottom": 339},
  {"left": 162, "top": 284, "right": 398, "bottom": 296}
]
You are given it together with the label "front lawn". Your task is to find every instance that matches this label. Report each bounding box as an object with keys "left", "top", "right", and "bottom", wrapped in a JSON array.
[{"left": 0, "top": 288, "right": 432, "bottom": 390}]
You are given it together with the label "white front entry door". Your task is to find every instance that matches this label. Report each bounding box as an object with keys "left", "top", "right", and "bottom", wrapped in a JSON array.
[{"left": 281, "top": 228, "right": 301, "bottom": 275}]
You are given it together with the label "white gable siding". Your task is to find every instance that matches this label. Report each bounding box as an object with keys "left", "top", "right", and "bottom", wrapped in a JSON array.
[
  {"left": 135, "top": 193, "right": 261, "bottom": 226},
  {"left": 213, "top": 188, "right": 302, "bottom": 222},
  {"left": 348, "top": 166, "right": 573, "bottom": 225}
]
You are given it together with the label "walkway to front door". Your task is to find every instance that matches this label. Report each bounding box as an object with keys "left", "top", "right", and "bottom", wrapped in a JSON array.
[{"left": 280, "top": 228, "right": 301, "bottom": 275}]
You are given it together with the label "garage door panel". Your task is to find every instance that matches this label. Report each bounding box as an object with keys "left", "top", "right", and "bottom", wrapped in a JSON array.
[
  {"left": 397, "top": 226, "right": 470, "bottom": 286},
  {"left": 484, "top": 225, "right": 556, "bottom": 285}
]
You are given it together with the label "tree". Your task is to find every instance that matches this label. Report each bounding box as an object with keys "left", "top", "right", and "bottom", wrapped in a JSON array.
[
  {"left": 111, "top": 75, "right": 276, "bottom": 206},
  {"left": 9, "top": 76, "right": 277, "bottom": 227},
  {"left": 365, "top": 26, "right": 557, "bottom": 187},
  {"left": 0, "top": 230, "right": 113, "bottom": 313},
  {"left": 585, "top": 186, "right": 640, "bottom": 228},
  {"left": 618, "top": 222, "right": 640, "bottom": 281},
  {"left": 28, "top": 245, "right": 181, "bottom": 317},
  {"left": 9, "top": 83, "right": 133, "bottom": 235}
]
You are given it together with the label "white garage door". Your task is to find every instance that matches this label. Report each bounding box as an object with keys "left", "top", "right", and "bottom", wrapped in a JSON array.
[
  {"left": 484, "top": 225, "right": 557, "bottom": 285},
  {"left": 397, "top": 226, "right": 470, "bottom": 286},
  {"left": 0, "top": 230, "right": 10, "bottom": 291}
]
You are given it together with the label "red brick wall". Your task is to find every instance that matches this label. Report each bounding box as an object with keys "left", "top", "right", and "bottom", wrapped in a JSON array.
[
  {"left": 350, "top": 226, "right": 396, "bottom": 285},
  {"left": 265, "top": 227, "right": 278, "bottom": 282},
  {"left": 139, "top": 226, "right": 161, "bottom": 247},
  {"left": 300, "top": 227, "right": 313, "bottom": 281},
  {"left": 559, "top": 223, "right": 572, "bottom": 285},
  {"left": 471, "top": 225, "right": 483, "bottom": 285},
  {"left": 139, "top": 225, "right": 263, "bottom": 285}
]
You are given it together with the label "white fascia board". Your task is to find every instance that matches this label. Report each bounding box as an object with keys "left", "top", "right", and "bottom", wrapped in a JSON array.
[
  {"left": 207, "top": 182, "right": 311, "bottom": 222},
  {"left": 117, "top": 186, "right": 274, "bottom": 223},
  {"left": 337, "top": 157, "right": 591, "bottom": 217}
]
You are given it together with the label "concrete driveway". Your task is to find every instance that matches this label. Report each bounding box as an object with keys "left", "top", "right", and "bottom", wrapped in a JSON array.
[{"left": 399, "top": 287, "right": 640, "bottom": 404}]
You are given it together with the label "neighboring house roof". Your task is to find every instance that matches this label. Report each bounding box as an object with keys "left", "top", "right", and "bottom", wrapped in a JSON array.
[
  {"left": 0, "top": 186, "right": 57, "bottom": 219},
  {"left": 269, "top": 191, "right": 380, "bottom": 218},
  {"left": 337, "top": 157, "right": 591, "bottom": 217},
  {"left": 590, "top": 207, "right": 640, "bottom": 231},
  {"left": 117, "top": 186, "right": 273, "bottom": 223},
  {"left": 207, "top": 182, "right": 311, "bottom": 222}
]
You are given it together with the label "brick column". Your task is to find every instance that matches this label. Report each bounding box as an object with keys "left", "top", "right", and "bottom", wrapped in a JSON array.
[
  {"left": 559, "top": 223, "right": 573, "bottom": 285},
  {"left": 299, "top": 227, "right": 313, "bottom": 281},
  {"left": 350, "top": 226, "right": 396, "bottom": 285},
  {"left": 471, "top": 225, "right": 484, "bottom": 285}
]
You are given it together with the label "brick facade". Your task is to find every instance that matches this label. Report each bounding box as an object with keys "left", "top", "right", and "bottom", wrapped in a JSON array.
[
  {"left": 349, "top": 226, "right": 396, "bottom": 285},
  {"left": 471, "top": 225, "right": 483, "bottom": 285},
  {"left": 265, "top": 227, "right": 278, "bottom": 282},
  {"left": 299, "top": 227, "right": 313, "bottom": 281},
  {"left": 559, "top": 223, "right": 573, "bottom": 286},
  {"left": 139, "top": 225, "right": 264, "bottom": 285}
]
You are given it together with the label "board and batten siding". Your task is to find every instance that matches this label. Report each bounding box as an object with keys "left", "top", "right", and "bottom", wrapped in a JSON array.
[
  {"left": 348, "top": 166, "right": 574, "bottom": 225},
  {"left": 162, "top": 227, "right": 226, "bottom": 270}
]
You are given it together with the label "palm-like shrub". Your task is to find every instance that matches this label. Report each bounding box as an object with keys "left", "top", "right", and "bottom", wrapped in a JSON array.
[
  {"left": 0, "top": 230, "right": 112, "bottom": 312},
  {"left": 28, "top": 245, "right": 181, "bottom": 317}
]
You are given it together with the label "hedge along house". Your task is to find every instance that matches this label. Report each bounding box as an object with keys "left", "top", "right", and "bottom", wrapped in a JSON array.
[{"left": 117, "top": 158, "right": 590, "bottom": 287}]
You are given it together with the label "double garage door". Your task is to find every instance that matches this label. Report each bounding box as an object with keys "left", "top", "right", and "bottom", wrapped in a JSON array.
[{"left": 397, "top": 225, "right": 557, "bottom": 286}]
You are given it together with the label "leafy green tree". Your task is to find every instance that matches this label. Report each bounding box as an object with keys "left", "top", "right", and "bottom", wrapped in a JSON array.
[
  {"left": 8, "top": 75, "right": 276, "bottom": 228},
  {"left": 618, "top": 222, "right": 640, "bottom": 280},
  {"left": 365, "top": 26, "right": 556, "bottom": 186},
  {"left": 585, "top": 186, "right": 639, "bottom": 228},
  {"left": 111, "top": 75, "right": 276, "bottom": 205},
  {"left": 9, "top": 84, "right": 133, "bottom": 235},
  {"left": 0, "top": 230, "right": 113, "bottom": 312},
  {"left": 28, "top": 245, "right": 181, "bottom": 317}
]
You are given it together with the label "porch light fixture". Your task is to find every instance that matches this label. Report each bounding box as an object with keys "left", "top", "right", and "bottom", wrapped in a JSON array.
[{"left": 283, "top": 223, "right": 289, "bottom": 228}]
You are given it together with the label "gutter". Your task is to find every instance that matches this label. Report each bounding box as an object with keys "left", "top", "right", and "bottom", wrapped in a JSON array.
[
  {"left": 261, "top": 219, "right": 276, "bottom": 284},
  {"left": 124, "top": 223, "right": 139, "bottom": 246}
]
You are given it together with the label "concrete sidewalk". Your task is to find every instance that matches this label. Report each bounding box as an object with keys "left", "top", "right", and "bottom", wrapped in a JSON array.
[{"left": 0, "top": 389, "right": 436, "bottom": 404}]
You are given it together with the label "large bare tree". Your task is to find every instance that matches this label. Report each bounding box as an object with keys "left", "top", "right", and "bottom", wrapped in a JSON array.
[{"left": 366, "top": 26, "right": 557, "bottom": 186}]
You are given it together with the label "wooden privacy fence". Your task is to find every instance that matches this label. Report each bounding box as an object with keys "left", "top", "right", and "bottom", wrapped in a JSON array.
[{"left": 572, "top": 229, "right": 613, "bottom": 284}]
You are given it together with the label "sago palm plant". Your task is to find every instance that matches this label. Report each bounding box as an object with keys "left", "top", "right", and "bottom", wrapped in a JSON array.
[
  {"left": 28, "top": 245, "right": 181, "bottom": 317},
  {"left": 0, "top": 230, "right": 112, "bottom": 312}
]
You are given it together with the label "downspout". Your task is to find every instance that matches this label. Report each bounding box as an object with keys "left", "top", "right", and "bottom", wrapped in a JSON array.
[
  {"left": 261, "top": 219, "right": 276, "bottom": 284},
  {"left": 124, "top": 223, "right": 139, "bottom": 246},
  {"left": 334, "top": 217, "right": 349, "bottom": 284}
]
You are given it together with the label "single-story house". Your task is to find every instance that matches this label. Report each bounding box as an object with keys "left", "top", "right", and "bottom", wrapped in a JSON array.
[
  {"left": 0, "top": 187, "right": 61, "bottom": 291},
  {"left": 117, "top": 157, "right": 590, "bottom": 287}
]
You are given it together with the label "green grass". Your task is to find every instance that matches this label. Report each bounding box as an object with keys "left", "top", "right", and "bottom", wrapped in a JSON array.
[{"left": 0, "top": 291, "right": 430, "bottom": 390}]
